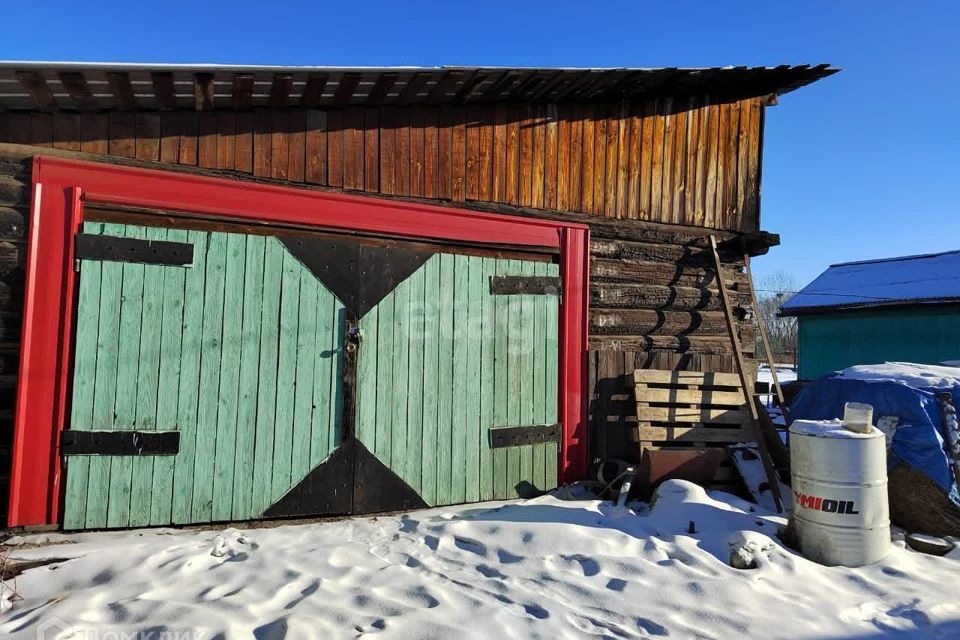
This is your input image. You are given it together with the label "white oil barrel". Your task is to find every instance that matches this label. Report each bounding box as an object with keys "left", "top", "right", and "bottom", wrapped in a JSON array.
[{"left": 789, "top": 419, "right": 890, "bottom": 566}]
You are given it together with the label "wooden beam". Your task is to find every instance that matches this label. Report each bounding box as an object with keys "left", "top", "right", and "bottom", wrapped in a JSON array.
[
  {"left": 552, "top": 70, "right": 595, "bottom": 102},
  {"left": 396, "top": 73, "right": 430, "bottom": 106},
  {"left": 425, "top": 70, "right": 462, "bottom": 104},
  {"left": 270, "top": 74, "right": 293, "bottom": 109},
  {"left": 590, "top": 257, "right": 747, "bottom": 287},
  {"left": 465, "top": 70, "right": 508, "bottom": 102},
  {"left": 634, "top": 387, "right": 746, "bottom": 406},
  {"left": 58, "top": 72, "right": 98, "bottom": 111},
  {"left": 193, "top": 73, "right": 215, "bottom": 111},
  {"left": 230, "top": 73, "right": 254, "bottom": 111},
  {"left": 528, "top": 71, "right": 567, "bottom": 101},
  {"left": 591, "top": 282, "right": 749, "bottom": 311},
  {"left": 332, "top": 73, "right": 362, "bottom": 105},
  {"left": 15, "top": 71, "right": 57, "bottom": 111},
  {"left": 636, "top": 425, "right": 752, "bottom": 444},
  {"left": 637, "top": 406, "right": 748, "bottom": 425},
  {"left": 300, "top": 73, "right": 328, "bottom": 108},
  {"left": 590, "top": 334, "right": 748, "bottom": 354},
  {"left": 716, "top": 230, "right": 780, "bottom": 257},
  {"left": 452, "top": 70, "right": 484, "bottom": 103},
  {"left": 365, "top": 73, "right": 397, "bottom": 104},
  {"left": 150, "top": 72, "right": 177, "bottom": 110},
  {"left": 481, "top": 71, "right": 521, "bottom": 100},
  {"left": 513, "top": 72, "right": 557, "bottom": 101},
  {"left": 590, "top": 308, "right": 738, "bottom": 337},
  {"left": 106, "top": 72, "right": 137, "bottom": 111},
  {"left": 632, "top": 368, "right": 743, "bottom": 387}
]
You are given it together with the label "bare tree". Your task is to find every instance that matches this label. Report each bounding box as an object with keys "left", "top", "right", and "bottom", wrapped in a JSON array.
[{"left": 755, "top": 270, "right": 798, "bottom": 363}]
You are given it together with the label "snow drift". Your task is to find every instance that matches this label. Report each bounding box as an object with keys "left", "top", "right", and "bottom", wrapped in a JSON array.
[{"left": 2, "top": 481, "right": 959, "bottom": 639}]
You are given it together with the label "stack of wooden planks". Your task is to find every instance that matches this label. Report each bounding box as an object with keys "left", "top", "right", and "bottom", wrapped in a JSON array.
[
  {"left": 630, "top": 369, "right": 754, "bottom": 446},
  {"left": 629, "top": 369, "right": 756, "bottom": 493}
]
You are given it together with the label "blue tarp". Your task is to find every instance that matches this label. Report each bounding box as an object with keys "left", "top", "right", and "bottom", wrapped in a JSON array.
[{"left": 789, "top": 373, "right": 960, "bottom": 504}]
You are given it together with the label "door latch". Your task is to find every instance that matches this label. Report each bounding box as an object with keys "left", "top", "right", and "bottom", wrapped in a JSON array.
[{"left": 346, "top": 321, "right": 362, "bottom": 353}]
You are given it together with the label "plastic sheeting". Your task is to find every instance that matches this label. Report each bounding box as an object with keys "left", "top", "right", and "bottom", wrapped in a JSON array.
[{"left": 789, "top": 365, "right": 960, "bottom": 505}]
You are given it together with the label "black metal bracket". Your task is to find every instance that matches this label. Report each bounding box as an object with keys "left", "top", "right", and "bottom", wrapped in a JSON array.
[
  {"left": 61, "top": 430, "right": 180, "bottom": 456},
  {"left": 76, "top": 234, "right": 194, "bottom": 267},
  {"left": 488, "top": 423, "right": 562, "bottom": 449},
  {"left": 489, "top": 275, "right": 562, "bottom": 296}
]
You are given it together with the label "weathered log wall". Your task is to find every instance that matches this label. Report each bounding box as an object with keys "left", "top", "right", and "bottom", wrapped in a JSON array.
[
  {"left": 584, "top": 222, "right": 756, "bottom": 464},
  {"left": 0, "top": 154, "right": 27, "bottom": 522}
]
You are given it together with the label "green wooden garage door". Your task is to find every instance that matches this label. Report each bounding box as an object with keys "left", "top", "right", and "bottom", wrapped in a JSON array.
[
  {"left": 356, "top": 255, "right": 559, "bottom": 507},
  {"left": 63, "top": 222, "right": 346, "bottom": 529},
  {"left": 62, "top": 221, "right": 559, "bottom": 529}
]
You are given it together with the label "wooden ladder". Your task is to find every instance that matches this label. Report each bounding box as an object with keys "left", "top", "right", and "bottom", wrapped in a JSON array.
[
  {"left": 708, "top": 235, "right": 785, "bottom": 512},
  {"left": 744, "top": 253, "right": 793, "bottom": 426}
]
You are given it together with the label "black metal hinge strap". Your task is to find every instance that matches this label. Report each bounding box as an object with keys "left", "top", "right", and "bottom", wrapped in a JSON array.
[
  {"left": 488, "top": 423, "right": 562, "bottom": 449},
  {"left": 76, "top": 234, "right": 194, "bottom": 267},
  {"left": 489, "top": 275, "right": 562, "bottom": 296},
  {"left": 61, "top": 430, "right": 180, "bottom": 456}
]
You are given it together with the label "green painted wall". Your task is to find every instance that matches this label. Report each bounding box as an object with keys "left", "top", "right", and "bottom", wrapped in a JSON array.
[
  {"left": 797, "top": 305, "right": 960, "bottom": 380},
  {"left": 64, "top": 223, "right": 345, "bottom": 529}
]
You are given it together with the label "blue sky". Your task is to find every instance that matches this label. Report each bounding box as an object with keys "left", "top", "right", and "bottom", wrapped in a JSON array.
[{"left": 3, "top": 1, "right": 957, "bottom": 287}]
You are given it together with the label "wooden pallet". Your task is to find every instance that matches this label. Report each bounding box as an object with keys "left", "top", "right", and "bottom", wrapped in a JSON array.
[{"left": 630, "top": 369, "right": 754, "bottom": 446}]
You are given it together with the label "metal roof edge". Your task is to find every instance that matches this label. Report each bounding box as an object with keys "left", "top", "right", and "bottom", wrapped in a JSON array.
[
  {"left": 0, "top": 61, "right": 838, "bottom": 73},
  {"left": 0, "top": 62, "right": 837, "bottom": 114},
  {"left": 828, "top": 247, "right": 960, "bottom": 269},
  {"left": 779, "top": 296, "right": 960, "bottom": 317}
]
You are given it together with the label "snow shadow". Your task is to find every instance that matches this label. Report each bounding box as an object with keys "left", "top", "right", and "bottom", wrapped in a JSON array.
[
  {"left": 463, "top": 482, "right": 780, "bottom": 566},
  {"left": 823, "top": 620, "right": 960, "bottom": 639}
]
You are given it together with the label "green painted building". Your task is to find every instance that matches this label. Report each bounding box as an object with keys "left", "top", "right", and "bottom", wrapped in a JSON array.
[{"left": 780, "top": 250, "right": 960, "bottom": 380}]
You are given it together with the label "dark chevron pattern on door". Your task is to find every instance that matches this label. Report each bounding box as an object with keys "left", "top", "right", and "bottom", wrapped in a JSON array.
[{"left": 278, "top": 236, "right": 433, "bottom": 318}]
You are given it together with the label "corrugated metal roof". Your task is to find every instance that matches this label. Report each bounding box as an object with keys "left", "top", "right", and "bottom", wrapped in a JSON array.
[
  {"left": 0, "top": 62, "right": 837, "bottom": 112},
  {"left": 780, "top": 249, "right": 960, "bottom": 316}
]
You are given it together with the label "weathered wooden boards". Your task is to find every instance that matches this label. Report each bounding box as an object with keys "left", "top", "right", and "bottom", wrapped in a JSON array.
[
  {"left": 0, "top": 96, "right": 764, "bottom": 231},
  {"left": 356, "top": 255, "right": 559, "bottom": 504},
  {"left": 62, "top": 223, "right": 346, "bottom": 529},
  {"left": 629, "top": 369, "right": 753, "bottom": 446}
]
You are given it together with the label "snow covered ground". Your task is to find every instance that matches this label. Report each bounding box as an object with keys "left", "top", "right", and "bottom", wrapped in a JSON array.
[
  {"left": 2, "top": 480, "right": 959, "bottom": 639},
  {"left": 757, "top": 364, "right": 798, "bottom": 389},
  {"left": 756, "top": 364, "right": 797, "bottom": 415}
]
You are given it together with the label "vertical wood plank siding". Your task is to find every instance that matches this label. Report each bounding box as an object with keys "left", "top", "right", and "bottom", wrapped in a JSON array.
[
  {"left": 0, "top": 97, "right": 763, "bottom": 232},
  {"left": 356, "top": 254, "right": 560, "bottom": 503},
  {"left": 62, "top": 224, "right": 346, "bottom": 529}
]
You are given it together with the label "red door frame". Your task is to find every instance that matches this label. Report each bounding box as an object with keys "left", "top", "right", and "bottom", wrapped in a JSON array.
[{"left": 8, "top": 155, "right": 590, "bottom": 527}]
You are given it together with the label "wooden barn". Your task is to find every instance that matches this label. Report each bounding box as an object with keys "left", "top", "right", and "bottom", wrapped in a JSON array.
[{"left": 0, "top": 63, "right": 835, "bottom": 529}]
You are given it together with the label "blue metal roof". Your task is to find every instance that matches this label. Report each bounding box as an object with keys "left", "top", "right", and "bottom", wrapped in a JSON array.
[{"left": 780, "top": 249, "right": 960, "bottom": 315}]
